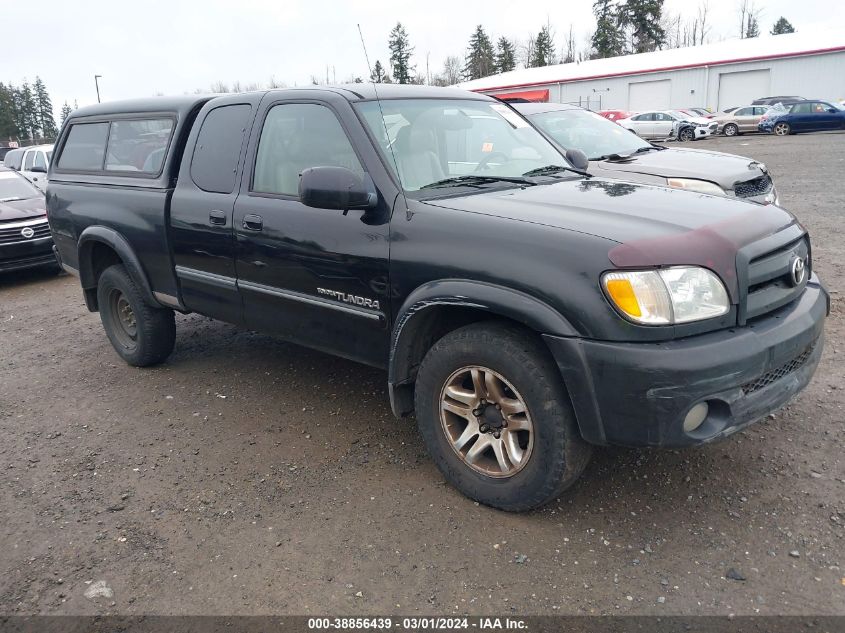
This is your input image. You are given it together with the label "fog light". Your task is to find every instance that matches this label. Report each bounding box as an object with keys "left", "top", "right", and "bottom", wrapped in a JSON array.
[{"left": 683, "top": 402, "right": 709, "bottom": 433}]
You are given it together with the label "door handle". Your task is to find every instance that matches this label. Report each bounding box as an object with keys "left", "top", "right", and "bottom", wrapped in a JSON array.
[
  {"left": 243, "top": 214, "right": 263, "bottom": 231},
  {"left": 209, "top": 209, "right": 227, "bottom": 225}
]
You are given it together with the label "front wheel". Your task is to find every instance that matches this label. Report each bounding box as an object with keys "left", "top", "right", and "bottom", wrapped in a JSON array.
[
  {"left": 723, "top": 123, "right": 739, "bottom": 137},
  {"left": 773, "top": 122, "right": 791, "bottom": 136},
  {"left": 414, "top": 322, "right": 592, "bottom": 511},
  {"left": 678, "top": 127, "right": 696, "bottom": 142},
  {"left": 97, "top": 264, "right": 176, "bottom": 367}
]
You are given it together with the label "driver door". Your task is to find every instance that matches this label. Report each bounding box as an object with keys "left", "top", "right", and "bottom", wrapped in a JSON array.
[{"left": 233, "top": 96, "right": 391, "bottom": 367}]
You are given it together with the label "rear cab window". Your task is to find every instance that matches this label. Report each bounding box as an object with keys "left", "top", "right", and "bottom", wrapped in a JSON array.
[{"left": 57, "top": 116, "right": 175, "bottom": 176}]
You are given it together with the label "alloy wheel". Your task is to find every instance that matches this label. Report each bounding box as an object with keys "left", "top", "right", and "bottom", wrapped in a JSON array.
[
  {"left": 774, "top": 122, "right": 790, "bottom": 136},
  {"left": 724, "top": 124, "right": 738, "bottom": 136},
  {"left": 439, "top": 365, "right": 534, "bottom": 478}
]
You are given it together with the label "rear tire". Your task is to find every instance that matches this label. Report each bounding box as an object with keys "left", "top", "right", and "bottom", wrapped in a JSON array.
[
  {"left": 723, "top": 123, "right": 739, "bottom": 137},
  {"left": 414, "top": 322, "right": 592, "bottom": 512},
  {"left": 97, "top": 264, "right": 175, "bottom": 367}
]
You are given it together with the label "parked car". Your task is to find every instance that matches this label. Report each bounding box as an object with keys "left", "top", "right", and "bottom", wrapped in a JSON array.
[
  {"left": 3, "top": 147, "right": 25, "bottom": 171},
  {"left": 49, "top": 86, "right": 827, "bottom": 511},
  {"left": 617, "top": 110, "right": 716, "bottom": 141},
  {"left": 713, "top": 105, "right": 769, "bottom": 136},
  {"left": 0, "top": 146, "right": 15, "bottom": 161},
  {"left": 515, "top": 102, "right": 779, "bottom": 204},
  {"left": 758, "top": 100, "right": 845, "bottom": 135},
  {"left": 598, "top": 109, "right": 630, "bottom": 121},
  {"left": 682, "top": 108, "right": 715, "bottom": 119},
  {"left": 752, "top": 96, "right": 805, "bottom": 106},
  {"left": 19, "top": 144, "right": 54, "bottom": 191},
  {"left": 0, "top": 166, "right": 56, "bottom": 273}
]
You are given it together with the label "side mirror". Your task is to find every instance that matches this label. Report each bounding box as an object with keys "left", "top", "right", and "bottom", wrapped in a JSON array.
[
  {"left": 30, "top": 165, "right": 47, "bottom": 173},
  {"left": 828, "top": 108, "right": 837, "bottom": 113},
  {"left": 565, "top": 148, "right": 589, "bottom": 171},
  {"left": 299, "top": 166, "right": 377, "bottom": 211}
]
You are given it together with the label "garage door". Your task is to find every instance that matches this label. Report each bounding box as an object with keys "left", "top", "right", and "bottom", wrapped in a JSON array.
[
  {"left": 718, "top": 69, "right": 770, "bottom": 111},
  {"left": 628, "top": 79, "right": 672, "bottom": 111}
]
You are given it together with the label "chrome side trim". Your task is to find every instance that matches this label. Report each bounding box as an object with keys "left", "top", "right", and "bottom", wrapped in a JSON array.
[
  {"left": 238, "top": 279, "right": 383, "bottom": 321},
  {"left": 0, "top": 216, "right": 49, "bottom": 229},
  {"left": 174, "top": 265, "right": 237, "bottom": 290},
  {"left": 153, "top": 291, "right": 183, "bottom": 309}
]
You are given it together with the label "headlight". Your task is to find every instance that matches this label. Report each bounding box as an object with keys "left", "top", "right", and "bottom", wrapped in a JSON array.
[
  {"left": 666, "top": 178, "right": 726, "bottom": 196},
  {"left": 602, "top": 267, "right": 730, "bottom": 325}
]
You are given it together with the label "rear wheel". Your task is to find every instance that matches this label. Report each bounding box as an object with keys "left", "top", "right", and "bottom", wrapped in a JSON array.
[
  {"left": 773, "top": 122, "right": 791, "bottom": 136},
  {"left": 97, "top": 264, "right": 175, "bottom": 367},
  {"left": 723, "top": 123, "right": 739, "bottom": 137},
  {"left": 678, "top": 127, "right": 695, "bottom": 142},
  {"left": 414, "top": 322, "right": 592, "bottom": 511}
]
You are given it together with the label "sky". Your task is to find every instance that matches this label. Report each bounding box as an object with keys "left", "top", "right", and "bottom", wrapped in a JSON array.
[{"left": 1, "top": 0, "right": 842, "bottom": 121}]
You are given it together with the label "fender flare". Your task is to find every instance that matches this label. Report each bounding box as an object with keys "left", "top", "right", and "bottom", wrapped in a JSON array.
[
  {"left": 77, "top": 226, "right": 160, "bottom": 308},
  {"left": 388, "top": 279, "right": 578, "bottom": 387}
]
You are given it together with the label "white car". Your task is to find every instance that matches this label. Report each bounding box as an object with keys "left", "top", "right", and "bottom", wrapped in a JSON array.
[
  {"left": 19, "top": 144, "right": 54, "bottom": 192},
  {"left": 618, "top": 111, "right": 716, "bottom": 141}
]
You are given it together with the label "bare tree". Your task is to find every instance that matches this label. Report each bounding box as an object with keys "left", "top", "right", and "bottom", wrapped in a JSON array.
[
  {"left": 442, "top": 56, "right": 463, "bottom": 85},
  {"left": 737, "top": 0, "right": 763, "bottom": 38},
  {"left": 210, "top": 81, "right": 230, "bottom": 93},
  {"left": 562, "top": 25, "right": 577, "bottom": 63},
  {"left": 267, "top": 75, "right": 287, "bottom": 89}
]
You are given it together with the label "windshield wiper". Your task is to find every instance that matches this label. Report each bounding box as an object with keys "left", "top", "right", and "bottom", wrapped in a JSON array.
[
  {"left": 595, "top": 145, "right": 663, "bottom": 161},
  {"left": 521, "top": 164, "right": 588, "bottom": 177},
  {"left": 419, "top": 175, "right": 537, "bottom": 190}
]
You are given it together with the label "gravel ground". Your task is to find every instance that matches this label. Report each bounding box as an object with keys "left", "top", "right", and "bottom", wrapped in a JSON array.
[{"left": 0, "top": 131, "right": 843, "bottom": 617}]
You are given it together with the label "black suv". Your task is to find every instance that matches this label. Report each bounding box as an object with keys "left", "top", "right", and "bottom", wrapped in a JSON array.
[{"left": 47, "top": 85, "right": 828, "bottom": 511}]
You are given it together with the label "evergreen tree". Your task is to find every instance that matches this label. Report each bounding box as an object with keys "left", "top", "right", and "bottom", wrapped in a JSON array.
[
  {"left": 60, "top": 101, "right": 73, "bottom": 125},
  {"left": 530, "top": 26, "right": 557, "bottom": 67},
  {"left": 33, "top": 77, "right": 58, "bottom": 139},
  {"left": 770, "top": 16, "right": 795, "bottom": 35},
  {"left": 591, "top": 0, "right": 625, "bottom": 59},
  {"left": 745, "top": 13, "right": 760, "bottom": 38},
  {"left": 494, "top": 37, "right": 516, "bottom": 73},
  {"left": 463, "top": 25, "right": 496, "bottom": 80},
  {"left": 0, "top": 83, "right": 20, "bottom": 140},
  {"left": 625, "top": 0, "right": 666, "bottom": 53},
  {"left": 14, "top": 82, "right": 40, "bottom": 140},
  {"left": 388, "top": 22, "right": 415, "bottom": 84},
  {"left": 370, "top": 60, "right": 391, "bottom": 83}
]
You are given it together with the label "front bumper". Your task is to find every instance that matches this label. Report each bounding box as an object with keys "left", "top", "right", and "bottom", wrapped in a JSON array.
[
  {"left": 0, "top": 238, "right": 57, "bottom": 273},
  {"left": 544, "top": 280, "right": 828, "bottom": 447}
]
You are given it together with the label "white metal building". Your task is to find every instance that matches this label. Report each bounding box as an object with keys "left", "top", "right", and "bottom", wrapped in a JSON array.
[{"left": 458, "top": 31, "right": 845, "bottom": 112}]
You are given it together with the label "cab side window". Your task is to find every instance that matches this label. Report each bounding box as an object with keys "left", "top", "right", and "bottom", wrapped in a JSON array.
[
  {"left": 191, "top": 104, "right": 253, "bottom": 194},
  {"left": 252, "top": 103, "right": 364, "bottom": 197},
  {"left": 24, "top": 151, "right": 35, "bottom": 170},
  {"left": 33, "top": 151, "right": 47, "bottom": 170}
]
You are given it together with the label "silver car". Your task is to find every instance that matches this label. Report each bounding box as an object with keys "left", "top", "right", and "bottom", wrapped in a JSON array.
[
  {"left": 514, "top": 102, "right": 779, "bottom": 205},
  {"left": 713, "top": 106, "right": 769, "bottom": 136}
]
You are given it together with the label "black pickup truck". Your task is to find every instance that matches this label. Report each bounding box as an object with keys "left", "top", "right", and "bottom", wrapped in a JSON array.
[{"left": 48, "top": 85, "right": 828, "bottom": 511}]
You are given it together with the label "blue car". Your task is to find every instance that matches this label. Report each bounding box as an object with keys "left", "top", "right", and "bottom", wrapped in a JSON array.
[{"left": 758, "top": 100, "right": 845, "bottom": 135}]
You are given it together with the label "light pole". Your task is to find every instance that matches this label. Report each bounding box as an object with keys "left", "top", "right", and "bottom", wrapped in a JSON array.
[{"left": 94, "top": 75, "right": 102, "bottom": 103}]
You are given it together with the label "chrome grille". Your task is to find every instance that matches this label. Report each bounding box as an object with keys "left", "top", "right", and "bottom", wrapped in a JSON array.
[
  {"left": 734, "top": 174, "right": 773, "bottom": 198},
  {"left": 0, "top": 219, "right": 51, "bottom": 245},
  {"left": 741, "top": 343, "right": 815, "bottom": 395}
]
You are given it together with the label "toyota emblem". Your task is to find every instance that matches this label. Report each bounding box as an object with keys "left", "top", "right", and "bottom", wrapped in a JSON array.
[
  {"left": 790, "top": 256, "right": 806, "bottom": 286},
  {"left": 20, "top": 227, "right": 35, "bottom": 239}
]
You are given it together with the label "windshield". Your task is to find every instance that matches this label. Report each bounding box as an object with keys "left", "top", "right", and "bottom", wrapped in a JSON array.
[
  {"left": 0, "top": 172, "right": 41, "bottom": 201},
  {"left": 530, "top": 109, "right": 652, "bottom": 161},
  {"left": 355, "top": 99, "right": 566, "bottom": 192}
]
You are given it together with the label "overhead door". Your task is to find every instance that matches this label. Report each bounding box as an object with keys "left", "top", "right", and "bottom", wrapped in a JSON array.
[
  {"left": 718, "top": 69, "right": 770, "bottom": 111},
  {"left": 628, "top": 79, "right": 672, "bottom": 111}
]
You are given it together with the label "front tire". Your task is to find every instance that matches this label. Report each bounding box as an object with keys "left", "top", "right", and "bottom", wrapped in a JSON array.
[
  {"left": 97, "top": 264, "right": 175, "bottom": 367},
  {"left": 723, "top": 123, "right": 739, "bottom": 137},
  {"left": 414, "top": 322, "right": 592, "bottom": 511},
  {"left": 678, "top": 127, "right": 695, "bottom": 142},
  {"left": 773, "top": 122, "right": 791, "bottom": 136}
]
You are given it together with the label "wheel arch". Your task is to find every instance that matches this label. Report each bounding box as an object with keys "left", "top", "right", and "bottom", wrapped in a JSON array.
[
  {"left": 387, "top": 279, "right": 578, "bottom": 417},
  {"left": 78, "top": 226, "right": 160, "bottom": 312}
]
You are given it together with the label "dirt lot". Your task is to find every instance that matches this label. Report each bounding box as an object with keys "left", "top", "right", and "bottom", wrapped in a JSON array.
[{"left": 1, "top": 132, "right": 843, "bottom": 617}]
